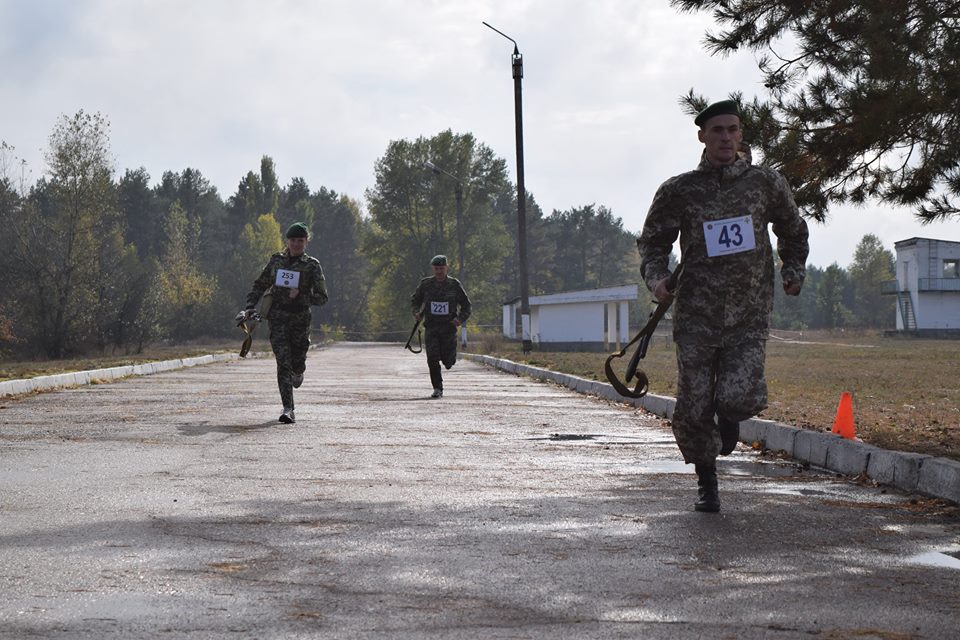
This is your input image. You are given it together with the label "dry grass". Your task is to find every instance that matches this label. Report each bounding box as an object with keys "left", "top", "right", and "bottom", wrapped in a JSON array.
[
  {"left": 480, "top": 331, "right": 960, "bottom": 461},
  {"left": 0, "top": 340, "right": 239, "bottom": 382}
]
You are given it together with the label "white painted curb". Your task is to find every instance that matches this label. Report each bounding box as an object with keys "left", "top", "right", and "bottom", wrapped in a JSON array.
[{"left": 0, "top": 353, "right": 240, "bottom": 397}]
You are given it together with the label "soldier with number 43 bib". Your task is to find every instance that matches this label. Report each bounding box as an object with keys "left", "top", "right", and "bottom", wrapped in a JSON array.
[
  {"left": 411, "top": 255, "right": 471, "bottom": 399},
  {"left": 637, "top": 99, "right": 809, "bottom": 513},
  {"left": 239, "top": 222, "right": 328, "bottom": 424}
]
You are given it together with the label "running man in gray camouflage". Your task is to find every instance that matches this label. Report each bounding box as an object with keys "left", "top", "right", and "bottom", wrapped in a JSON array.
[
  {"left": 411, "top": 255, "right": 471, "bottom": 398},
  {"left": 240, "top": 222, "right": 328, "bottom": 424},
  {"left": 637, "top": 99, "right": 809, "bottom": 512}
]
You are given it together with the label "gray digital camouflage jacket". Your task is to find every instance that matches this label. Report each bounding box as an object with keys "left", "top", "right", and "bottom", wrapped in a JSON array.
[{"left": 637, "top": 150, "right": 809, "bottom": 344}]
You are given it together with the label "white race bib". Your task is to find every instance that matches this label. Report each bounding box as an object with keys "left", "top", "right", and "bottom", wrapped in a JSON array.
[
  {"left": 703, "top": 215, "right": 756, "bottom": 257},
  {"left": 275, "top": 269, "right": 300, "bottom": 289},
  {"left": 430, "top": 301, "right": 450, "bottom": 315}
]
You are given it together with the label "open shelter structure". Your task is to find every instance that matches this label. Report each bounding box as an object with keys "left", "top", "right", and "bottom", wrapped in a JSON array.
[{"left": 502, "top": 284, "right": 640, "bottom": 351}]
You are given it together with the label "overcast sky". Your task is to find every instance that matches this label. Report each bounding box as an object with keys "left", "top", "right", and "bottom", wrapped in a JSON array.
[{"left": 3, "top": 0, "right": 958, "bottom": 268}]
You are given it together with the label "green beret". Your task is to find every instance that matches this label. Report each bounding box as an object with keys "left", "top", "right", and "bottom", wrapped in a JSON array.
[
  {"left": 431, "top": 254, "right": 448, "bottom": 266},
  {"left": 285, "top": 222, "right": 310, "bottom": 239},
  {"left": 694, "top": 99, "right": 740, "bottom": 127}
]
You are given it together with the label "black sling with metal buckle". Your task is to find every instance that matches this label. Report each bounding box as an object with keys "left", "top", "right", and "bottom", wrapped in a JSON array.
[
  {"left": 605, "top": 263, "right": 683, "bottom": 398},
  {"left": 403, "top": 317, "right": 423, "bottom": 354}
]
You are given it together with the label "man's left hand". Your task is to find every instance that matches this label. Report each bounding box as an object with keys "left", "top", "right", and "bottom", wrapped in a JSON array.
[
  {"left": 452, "top": 318, "right": 461, "bottom": 327},
  {"left": 783, "top": 280, "right": 802, "bottom": 296}
]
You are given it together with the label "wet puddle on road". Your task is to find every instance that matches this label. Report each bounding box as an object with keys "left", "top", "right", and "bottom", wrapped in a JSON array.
[
  {"left": 626, "top": 458, "right": 810, "bottom": 478},
  {"left": 530, "top": 433, "right": 818, "bottom": 479},
  {"left": 720, "top": 459, "right": 811, "bottom": 478},
  {"left": 528, "top": 433, "right": 685, "bottom": 446},
  {"left": 907, "top": 549, "right": 960, "bottom": 570}
]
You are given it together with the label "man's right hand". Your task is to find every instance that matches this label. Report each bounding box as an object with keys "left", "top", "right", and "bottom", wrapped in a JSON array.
[
  {"left": 414, "top": 312, "right": 422, "bottom": 322},
  {"left": 653, "top": 277, "right": 675, "bottom": 304},
  {"left": 235, "top": 309, "right": 251, "bottom": 323}
]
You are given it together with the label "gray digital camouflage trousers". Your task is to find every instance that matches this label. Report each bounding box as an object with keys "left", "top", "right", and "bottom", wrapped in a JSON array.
[
  {"left": 672, "top": 337, "right": 768, "bottom": 465},
  {"left": 425, "top": 325, "right": 458, "bottom": 390},
  {"left": 267, "top": 308, "right": 312, "bottom": 410}
]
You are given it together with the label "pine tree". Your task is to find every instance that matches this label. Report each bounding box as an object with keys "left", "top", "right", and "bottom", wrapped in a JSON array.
[{"left": 674, "top": 0, "right": 960, "bottom": 221}]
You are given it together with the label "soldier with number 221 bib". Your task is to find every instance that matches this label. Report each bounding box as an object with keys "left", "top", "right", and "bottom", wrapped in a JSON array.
[
  {"left": 410, "top": 255, "right": 471, "bottom": 399},
  {"left": 637, "top": 99, "right": 809, "bottom": 513}
]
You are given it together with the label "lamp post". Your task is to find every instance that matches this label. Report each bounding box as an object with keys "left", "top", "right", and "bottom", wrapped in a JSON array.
[
  {"left": 483, "top": 21, "right": 532, "bottom": 353},
  {"left": 423, "top": 160, "right": 468, "bottom": 348}
]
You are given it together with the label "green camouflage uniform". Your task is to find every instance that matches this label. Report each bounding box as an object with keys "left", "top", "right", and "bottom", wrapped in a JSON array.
[
  {"left": 410, "top": 276, "right": 471, "bottom": 391},
  {"left": 245, "top": 251, "right": 328, "bottom": 410},
  {"left": 637, "top": 149, "right": 808, "bottom": 465}
]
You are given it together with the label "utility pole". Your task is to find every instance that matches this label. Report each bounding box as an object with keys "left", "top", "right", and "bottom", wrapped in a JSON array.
[{"left": 484, "top": 21, "right": 532, "bottom": 353}]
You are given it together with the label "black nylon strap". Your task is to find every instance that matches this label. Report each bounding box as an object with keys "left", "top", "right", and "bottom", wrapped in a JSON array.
[
  {"left": 604, "top": 263, "right": 683, "bottom": 398},
  {"left": 403, "top": 318, "right": 423, "bottom": 354}
]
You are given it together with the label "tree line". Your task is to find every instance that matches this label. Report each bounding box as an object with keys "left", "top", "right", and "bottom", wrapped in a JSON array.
[
  {"left": 772, "top": 235, "right": 896, "bottom": 332},
  {"left": 0, "top": 114, "right": 642, "bottom": 358},
  {"left": 0, "top": 111, "right": 895, "bottom": 360}
]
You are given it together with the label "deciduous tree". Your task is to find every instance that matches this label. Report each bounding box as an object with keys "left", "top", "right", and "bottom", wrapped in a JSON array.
[
  {"left": 848, "top": 234, "right": 896, "bottom": 328},
  {"left": 365, "top": 131, "right": 513, "bottom": 335},
  {"left": 156, "top": 201, "right": 216, "bottom": 339},
  {"left": 1, "top": 112, "right": 122, "bottom": 356}
]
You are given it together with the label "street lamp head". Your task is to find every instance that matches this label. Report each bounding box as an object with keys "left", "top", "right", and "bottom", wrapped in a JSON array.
[
  {"left": 422, "top": 160, "right": 439, "bottom": 173},
  {"left": 482, "top": 21, "right": 518, "bottom": 51}
]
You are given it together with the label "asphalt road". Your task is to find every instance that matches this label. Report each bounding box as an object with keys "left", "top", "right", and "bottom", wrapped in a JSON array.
[{"left": 1, "top": 343, "right": 958, "bottom": 639}]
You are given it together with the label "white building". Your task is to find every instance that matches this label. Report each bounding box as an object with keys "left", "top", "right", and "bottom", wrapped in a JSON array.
[
  {"left": 502, "top": 284, "right": 639, "bottom": 351},
  {"left": 882, "top": 237, "right": 960, "bottom": 335}
]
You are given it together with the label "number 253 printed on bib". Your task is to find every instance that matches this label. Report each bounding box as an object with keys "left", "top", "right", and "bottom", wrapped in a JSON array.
[
  {"left": 703, "top": 215, "right": 756, "bottom": 257},
  {"left": 275, "top": 269, "right": 300, "bottom": 289}
]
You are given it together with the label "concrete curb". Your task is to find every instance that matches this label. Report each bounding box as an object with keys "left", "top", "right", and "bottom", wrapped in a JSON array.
[
  {"left": 463, "top": 353, "right": 960, "bottom": 505},
  {"left": 0, "top": 353, "right": 242, "bottom": 397}
]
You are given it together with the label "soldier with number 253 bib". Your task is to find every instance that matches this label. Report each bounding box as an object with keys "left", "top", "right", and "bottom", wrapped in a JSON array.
[
  {"left": 410, "top": 255, "right": 471, "bottom": 399},
  {"left": 637, "top": 99, "right": 809, "bottom": 513},
  {"left": 240, "top": 222, "right": 328, "bottom": 424}
]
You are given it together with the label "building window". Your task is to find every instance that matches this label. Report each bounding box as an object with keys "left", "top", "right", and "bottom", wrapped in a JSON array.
[{"left": 945, "top": 259, "right": 960, "bottom": 278}]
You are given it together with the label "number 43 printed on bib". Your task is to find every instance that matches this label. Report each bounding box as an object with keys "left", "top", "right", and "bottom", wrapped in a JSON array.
[{"left": 703, "top": 215, "right": 756, "bottom": 257}]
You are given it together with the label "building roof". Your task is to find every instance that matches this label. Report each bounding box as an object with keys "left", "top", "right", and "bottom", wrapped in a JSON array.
[
  {"left": 894, "top": 237, "right": 960, "bottom": 249},
  {"left": 503, "top": 283, "right": 639, "bottom": 307}
]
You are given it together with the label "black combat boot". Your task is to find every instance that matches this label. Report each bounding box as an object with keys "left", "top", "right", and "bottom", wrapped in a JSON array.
[
  {"left": 694, "top": 463, "right": 721, "bottom": 512},
  {"left": 718, "top": 416, "right": 740, "bottom": 456}
]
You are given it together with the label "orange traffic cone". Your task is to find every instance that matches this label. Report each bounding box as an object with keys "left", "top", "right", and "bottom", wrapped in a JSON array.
[{"left": 832, "top": 391, "right": 857, "bottom": 440}]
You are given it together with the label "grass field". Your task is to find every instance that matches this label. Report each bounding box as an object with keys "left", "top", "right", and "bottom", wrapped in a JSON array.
[
  {"left": 477, "top": 331, "right": 960, "bottom": 462},
  {"left": 3, "top": 333, "right": 958, "bottom": 462},
  {"left": 0, "top": 340, "right": 239, "bottom": 383}
]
